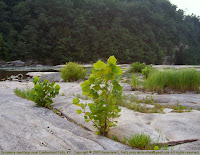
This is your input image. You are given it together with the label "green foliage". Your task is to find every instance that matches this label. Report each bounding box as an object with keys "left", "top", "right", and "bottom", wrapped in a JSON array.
[
  {"left": 130, "top": 62, "right": 146, "bottom": 73},
  {"left": 131, "top": 74, "right": 139, "bottom": 89},
  {"left": 145, "top": 69, "right": 200, "bottom": 93},
  {"left": 172, "top": 103, "right": 193, "bottom": 113},
  {"left": 1, "top": 0, "right": 200, "bottom": 64},
  {"left": 142, "top": 65, "right": 154, "bottom": 79},
  {"left": 27, "top": 76, "right": 60, "bottom": 107},
  {"left": 60, "top": 62, "right": 86, "bottom": 82},
  {"left": 14, "top": 88, "right": 30, "bottom": 99},
  {"left": 73, "top": 56, "right": 123, "bottom": 136},
  {"left": 125, "top": 133, "right": 153, "bottom": 150}
]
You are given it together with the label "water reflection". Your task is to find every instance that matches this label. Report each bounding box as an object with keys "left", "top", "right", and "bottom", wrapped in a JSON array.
[{"left": 0, "top": 66, "right": 59, "bottom": 81}]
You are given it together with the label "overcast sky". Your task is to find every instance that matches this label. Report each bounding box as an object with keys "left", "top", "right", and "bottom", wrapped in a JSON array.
[{"left": 169, "top": 0, "right": 200, "bottom": 16}]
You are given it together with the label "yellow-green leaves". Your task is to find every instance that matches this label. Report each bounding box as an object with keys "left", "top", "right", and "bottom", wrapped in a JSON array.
[
  {"left": 88, "top": 74, "right": 95, "bottom": 84},
  {"left": 73, "top": 98, "right": 80, "bottom": 106},
  {"left": 107, "top": 55, "right": 117, "bottom": 66},
  {"left": 73, "top": 56, "right": 123, "bottom": 136},
  {"left": 94, "top": 60, "right": 106, "bottom": 70},
  {"left": 81, "top": 80, "right": 91, "bottom": 96},
  {"left": 33, "top": 76, "right": 39, "bottom": 84}
]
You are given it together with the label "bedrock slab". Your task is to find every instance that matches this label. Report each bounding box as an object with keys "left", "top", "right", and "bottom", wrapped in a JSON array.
[
  {"left": 52, "top": 95, "right": 200, "bottom": 150},
  {"left": 0, "top": 84, "right": 131, "bottom": 150},
  {"left": 124, "top": 91, "right": 200, "bottom": 110},
  {"left": 1, "top": 81, "right": 200, "bottom": 150}
]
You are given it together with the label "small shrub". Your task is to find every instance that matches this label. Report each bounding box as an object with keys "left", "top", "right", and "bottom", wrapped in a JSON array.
[
  {"left": 73, "top": 56, "right": 123, "bottom": 136},
  {"left": 60, "top": 62, "right": 86, "bottom": 82},
  {"left": 14, "top": 88, "right": 30, "bottom": 99},
  {"left": 27, "top": 76, "right": 60, "bottom": 107},
  {"left": 130, "top": 62, "right": 146, "bottom": 73},
  {"left": 142, "top": 65, "right": 154, "bottom": 79}
]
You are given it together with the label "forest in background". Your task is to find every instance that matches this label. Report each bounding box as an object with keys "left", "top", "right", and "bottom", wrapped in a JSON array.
[{"left": 0, "top": 0, "right": 200, "bottom": 65}]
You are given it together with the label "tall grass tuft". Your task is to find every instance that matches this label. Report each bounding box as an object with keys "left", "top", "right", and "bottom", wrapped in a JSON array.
[
  {"left": 14, "top": 88, "right": 30, "bottom": 99},
  {"left": 131, "top": 74, "right": 139, "bottom": 89},
  {"left": 145, "top": 69, "right": 200, "bottom": 93},
  {"left": 125, "top": 133, "right": 152, "bottom": 150}
]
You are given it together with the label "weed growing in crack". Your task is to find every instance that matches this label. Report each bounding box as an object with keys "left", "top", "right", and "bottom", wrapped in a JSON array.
[
  {"left": 111, "top": 133, "right": 169, "bottom": 150},
  {"left": 14, "top": 88, "right": 30, "bottom": 99}
]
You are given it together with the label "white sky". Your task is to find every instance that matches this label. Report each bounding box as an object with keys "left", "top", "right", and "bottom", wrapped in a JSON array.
[{"left": 169, "top": 0, "right": 200, "bottom": 16}]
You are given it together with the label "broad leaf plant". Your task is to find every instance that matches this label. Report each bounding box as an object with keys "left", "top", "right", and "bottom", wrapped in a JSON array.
[{"left": 73, "top": 56, "right": 123, "bottom": 136}]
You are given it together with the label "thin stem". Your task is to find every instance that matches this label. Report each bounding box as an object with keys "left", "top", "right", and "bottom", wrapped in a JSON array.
[{"left": 103, "top": 81, "right": 108, "bottom": 136}]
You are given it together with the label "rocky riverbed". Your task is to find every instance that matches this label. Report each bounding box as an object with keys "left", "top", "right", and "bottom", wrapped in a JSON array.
[
  {"left": 0, "top": 79, "right": 200, "bottom": 150},
  {"left": 0, "top": 65, "right": 200, "bottom": 150}
]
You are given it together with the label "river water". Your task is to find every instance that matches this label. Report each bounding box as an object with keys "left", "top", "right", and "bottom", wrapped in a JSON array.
[{"left": 0, "top": 66, "right": 60, "bottom": 80}]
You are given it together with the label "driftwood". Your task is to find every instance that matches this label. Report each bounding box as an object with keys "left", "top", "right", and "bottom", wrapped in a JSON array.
[{"left": 159, "top": 139, "right": 199, "bottom": 147}]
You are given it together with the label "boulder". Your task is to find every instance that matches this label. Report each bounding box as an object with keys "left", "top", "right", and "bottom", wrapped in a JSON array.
[
  {"left": 6, "top": 60, "right": 25, "bottom": 67},
  {"left": 0, "top": 60, "right": 5, "bottom": 66}
]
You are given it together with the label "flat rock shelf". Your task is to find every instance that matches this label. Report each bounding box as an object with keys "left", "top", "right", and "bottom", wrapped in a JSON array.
[
  {"left": 0, "top": 82, "right": 131, "bottom": 150},
  {"left": 0, "top": 81, "right": 200, "bottom": 150}
]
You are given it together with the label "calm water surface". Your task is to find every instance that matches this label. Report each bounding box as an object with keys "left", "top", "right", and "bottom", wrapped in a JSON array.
[{"left": 0, "top": 66, "right": 59, "bottom": 80}]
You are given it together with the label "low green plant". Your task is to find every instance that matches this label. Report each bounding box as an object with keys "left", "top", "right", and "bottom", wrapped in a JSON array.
[
  {"left": 142, "top": 64, "right": 154, "bottom": 79},
  {"left": 14, "top": 88, "right": 30, "bottom": 99},
  {"left": 60, "top": 62, "right": 86, "bottom": 82},
  {"left": 75, "top": 93, "right": 90, "bottom": 100},
  {"left": 171, "top": 103, "right": 193, "bottom": 113},
  {"left": 145, "top": 69, "right": 200, "bottom": 93},
  {"left": 112, "top": 133, "right": 169, "bottom": 150},
  {"left": 130, "top": 62, "right": 146, "bottom": 73},
  {"left": 131, "top": 74, "right": 139, "bottom": 89},
  {"left": 125, "top": 133, "right": 153, "bottom": 150},
  {"left": 27, "top": 76, "right": 60, "bottom": 107},
  {"left": 73, "top": 56, "right": 123, "bottom": 136}
]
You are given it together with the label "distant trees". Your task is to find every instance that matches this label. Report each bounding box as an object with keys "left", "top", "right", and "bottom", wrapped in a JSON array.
[{"left": 0, "top": 0, "right": 200, "bottom": 65}]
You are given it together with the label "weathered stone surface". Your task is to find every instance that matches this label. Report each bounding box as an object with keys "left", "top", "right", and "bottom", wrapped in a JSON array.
[
  {"left": 124, "top": 91, "right": 200, "bottom": 110},
  {"left": 139, "top": 112, "right": 200, "bottom": 141},
  {"left": 26, "top": 72, "right": 62, "bottom": 82},
  {"left": 6, "top": 60, "right": 25, "bottom": 67},
  {"left": 1, "top": 81, "right": 200, "bottom": 150},
  {"left": 0, "top": 83, "right": 132, "bottom": 150}
]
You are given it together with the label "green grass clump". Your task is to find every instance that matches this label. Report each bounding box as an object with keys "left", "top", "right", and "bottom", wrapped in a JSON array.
[
  {"left": 131, "top": 74, "right": 139, "bottom": 89},
  {"left": 60, "top": 62, "right": 86, "bottom": 82},
  {"left": 14, "top": 88, "right": 30, "bottom": 99},
  {"left": 129, "top": 62, "right": 146, "bottom": 73},
  {"left": 124, "top": 133, "right": 158, "bottom": 150},
  {"left": 145, "top": 69, "right": 200, "bottom": 93}
]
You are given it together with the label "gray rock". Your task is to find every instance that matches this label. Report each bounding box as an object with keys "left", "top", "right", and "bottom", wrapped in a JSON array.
[
  {"left": 0, "top": 60, "right": 5, "bottom": 65},
  {"left": 26, "top": 72, "right": 62, "bottom": 82},
  {"left": 6, "top": 60, "right": 25, "bottom": 67},
  {"left": 1, "top": 81, "right": 200, "bottom": 150},
  {"left": 0, "top": 84, "right": 132, "bottom": 150}
]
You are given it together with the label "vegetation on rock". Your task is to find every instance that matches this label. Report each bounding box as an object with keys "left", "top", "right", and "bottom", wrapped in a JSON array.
[
  {"left": 27, "top": 76, "right": 60, "bottom": 107},
  {"left": 130, "top": 62, "right": 147, "bottom": 73},
  {"left": 73, "top": 56, "right": 123, "bottom": 136},
  {"left": 145, "top": 69, "right": 200, "bottom": 93},
  {"left": 60, "top": 62, "right": 86, "bottom": 82}
]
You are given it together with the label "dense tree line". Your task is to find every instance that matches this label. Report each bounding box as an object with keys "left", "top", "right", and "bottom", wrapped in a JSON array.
[{"left": 0, "top": 0, "right": 200, "bottom": 65}]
